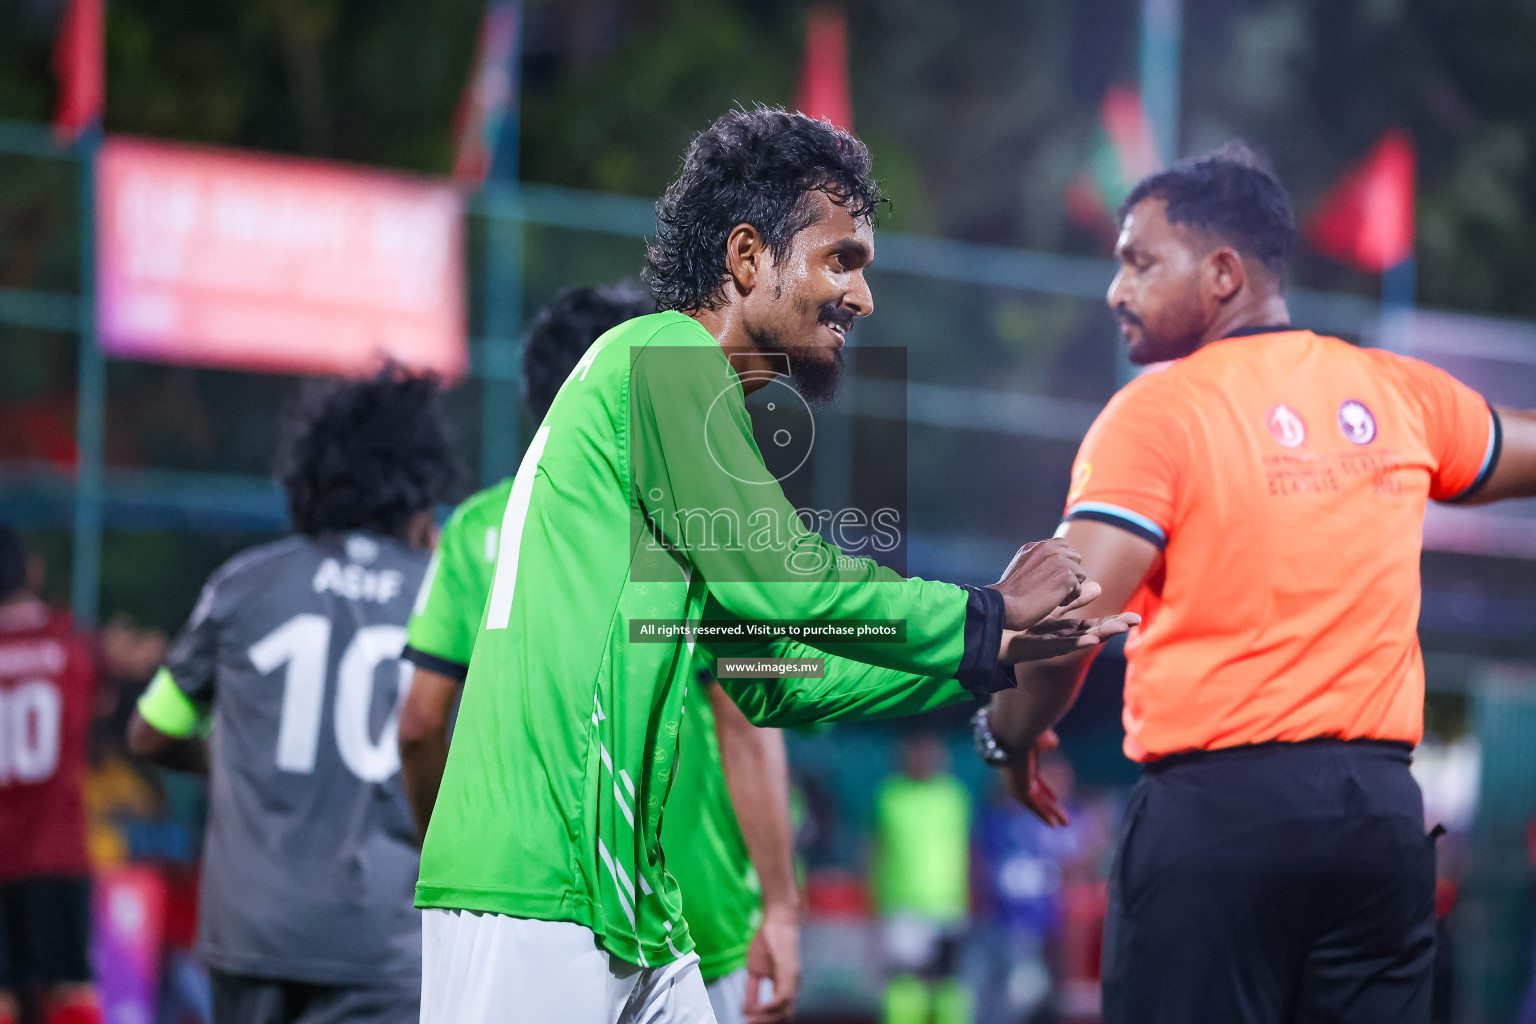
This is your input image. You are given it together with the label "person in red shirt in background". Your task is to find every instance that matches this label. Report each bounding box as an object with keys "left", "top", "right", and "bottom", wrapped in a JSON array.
[{"left": 0, "top": 527, "right": 102, "bottom": 1024}]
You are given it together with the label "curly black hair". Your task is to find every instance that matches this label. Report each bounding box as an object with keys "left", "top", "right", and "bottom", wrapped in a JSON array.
[
  {"left": 1120, "top": 142, "right": 1295, "bottom": 281},
  {"left": 645, "top": 106, "right": 884, "bottom": 313},
  {"left": 523, "top": 283, "right": 654, "bottom": 419},
  {"left": 275, "top": 366, "right": 457, "bottom": 538}
]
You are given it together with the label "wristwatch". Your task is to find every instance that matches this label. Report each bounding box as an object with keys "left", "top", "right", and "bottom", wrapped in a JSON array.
[{"left": 970, "top": 706, "right": 1012, "bottom": 766}]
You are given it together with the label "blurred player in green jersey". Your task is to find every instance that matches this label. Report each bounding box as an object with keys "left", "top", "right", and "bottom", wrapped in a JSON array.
[
  {"left": 400, "top": 283, "right": 802, "bottom": 1024},
  {"left": 127, "top": 370, "right": 456, "bottom": 1024},
  {"left": 415, "top": 107, "right": 1136, "bottom": 1024}
]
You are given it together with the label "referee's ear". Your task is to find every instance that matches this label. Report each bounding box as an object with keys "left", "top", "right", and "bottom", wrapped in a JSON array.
[{"left": 1205, "top": 246, "right": 1248, "bottom": 305}]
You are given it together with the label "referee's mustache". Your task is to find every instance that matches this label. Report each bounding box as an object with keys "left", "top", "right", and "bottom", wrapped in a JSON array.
[{"left": 1114, "top": 306, "right": 1144, "bottom": 331}]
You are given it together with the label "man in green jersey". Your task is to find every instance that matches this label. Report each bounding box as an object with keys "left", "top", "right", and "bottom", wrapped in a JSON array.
[
  {"left": 400, "top": 284, "right": 801, "bottom": 1023},
  {"left": 416, "top": 107, "right": 1137, "bottom": 1024}
]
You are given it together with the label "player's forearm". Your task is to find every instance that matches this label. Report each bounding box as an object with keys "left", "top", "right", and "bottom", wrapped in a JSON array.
[
  {"left": 399, "top": 731, "right": 450, "bottom": 844},
  {"left": 989, "top": 652, "right": 1094, "bottom": 753},
  {"left": 709, "top": 688, "right": 799, "bottom": 915},
  {"left": 715, "top": 644, "right": 971, "bottom": 728},
  {"left": 396, "top": 666, "right": 463, "bottom": 842},
  {"left": 126, "top": 711, "right": 208, "bottom": 774},
  {"left": 696, "top": 590, "right": 1007, "bottom": 703},
  {"left": 695, "top": 572, "right": 981, "bottom": 680}
]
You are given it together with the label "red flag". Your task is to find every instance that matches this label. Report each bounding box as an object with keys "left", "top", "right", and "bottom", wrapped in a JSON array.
[
  {"left": 797, "top": 6, "right": 852, "bottom": 132},
  {"left": 1066, "top": 86, "right": 1160, "bottom": 231},
  {"left": 1305, "top": 130, "right": 1415, "bottom": 273},
  {"left": 52, "top": 0, "right": 104, "bottom": 143},
  {"left": 452, "top": 1, "right": 519, "bottom": 184}
]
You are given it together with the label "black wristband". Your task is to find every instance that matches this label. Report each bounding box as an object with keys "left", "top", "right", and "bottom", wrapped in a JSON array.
[{"left": 956, "top": 586, "right": 1014, "bottom": 698}]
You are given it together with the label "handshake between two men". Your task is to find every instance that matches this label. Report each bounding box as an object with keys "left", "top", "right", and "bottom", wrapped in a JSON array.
[{"left": 986, "top": 537, "right": 1140, "bottom": 664}]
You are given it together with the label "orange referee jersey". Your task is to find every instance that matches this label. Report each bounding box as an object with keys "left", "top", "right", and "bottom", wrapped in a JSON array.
[{"left": 1064, "top": 328, "right": 1499, "bottom": 762}]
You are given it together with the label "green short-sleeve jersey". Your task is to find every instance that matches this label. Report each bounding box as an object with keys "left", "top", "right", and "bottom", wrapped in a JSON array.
[
  {"left": 404, "top": 477, "right": 757, "bottom": 980},
  {"left": 416, "top": 311, "right": 979, "bottom": 967},
  {"left": 404, "top": 480, "right": 512, "bottom": 677}
]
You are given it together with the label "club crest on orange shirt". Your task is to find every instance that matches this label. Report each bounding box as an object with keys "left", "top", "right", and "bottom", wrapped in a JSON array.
[
  {"left": 1266, "top": 403, "right": 1307, "bottom": 449},
  {"left": 1067, "top": 461, "right": 1092, "bottom": 504},
  {"left": 1337, "top": 400, "right": 1377, "bottom": 445}
]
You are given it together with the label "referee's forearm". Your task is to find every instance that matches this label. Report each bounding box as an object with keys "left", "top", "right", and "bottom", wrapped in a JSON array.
[{"left": 990, "top": 654, "right": 1093, "bottom": 753}]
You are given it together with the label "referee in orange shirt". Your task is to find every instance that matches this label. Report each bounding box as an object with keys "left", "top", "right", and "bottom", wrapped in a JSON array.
[{"left": 976, "top": 143, "right": 1536, "bottom": 1023}]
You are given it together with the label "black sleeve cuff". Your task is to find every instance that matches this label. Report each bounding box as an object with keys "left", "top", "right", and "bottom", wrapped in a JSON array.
[
  {"left": 401, "top": 644, "right": 469, "bottom": 683},
  {"left": 1444, "top": 404, "right": 1503, "bottom": 504},
  {"left": 1062, "top": 509, "right": 1167, "bottom": 550},
  {"left": 956, "top": 586, "right": 1015, "bottom": 698}
]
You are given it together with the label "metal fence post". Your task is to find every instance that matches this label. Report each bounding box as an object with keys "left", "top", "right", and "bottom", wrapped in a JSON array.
[
  {"left": 71, "top": 129, "right": 104, "bottom": 626},
  {"left": 1140, "top": 0, "right": 1182, "bottom": 169},
  {"left": 1379, "top": 254, "right": 1416, "bottom": 354},
  {"left": 479, "top": 190, "right": 524, "bottom": 486},
  {"left": 478, "top": 1, "right": 524, "bottom": 487}
]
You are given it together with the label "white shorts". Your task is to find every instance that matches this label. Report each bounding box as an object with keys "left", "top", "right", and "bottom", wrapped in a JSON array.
[
  {"left": 703, "top": 968, "right": 747, "bottom": 1024},
  {"left": 421, "top": 910, "right": 716, "bottom": 1024}
]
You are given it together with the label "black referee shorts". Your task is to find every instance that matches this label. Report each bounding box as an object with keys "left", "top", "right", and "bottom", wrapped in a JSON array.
[
  {"left": 0, "top": 876, "right": 94, "bottom": 991},
  {"left": 1102, "top": 739, "right": 1436, "bottom": 1024}
]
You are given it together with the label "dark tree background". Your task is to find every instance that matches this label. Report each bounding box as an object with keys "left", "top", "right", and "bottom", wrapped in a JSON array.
[{"left": 2, "top": 0, "right": 1535, "bottom": 314}]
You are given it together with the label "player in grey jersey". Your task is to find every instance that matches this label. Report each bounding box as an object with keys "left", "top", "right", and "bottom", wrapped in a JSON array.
[{"left": 128, "top": 369, "right": 456, "bottom": 1024}]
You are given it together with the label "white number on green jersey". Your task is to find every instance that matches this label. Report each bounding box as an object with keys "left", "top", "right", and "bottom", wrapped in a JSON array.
[
  {"left": 249, "top": 614, "right": 411, "bottom": 781},
  {"left": 487, "top": 425, "right": 551, "bottom": 630}
]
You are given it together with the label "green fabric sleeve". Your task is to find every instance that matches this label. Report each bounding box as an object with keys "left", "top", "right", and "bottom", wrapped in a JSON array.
[
  {"left": 137, "top": 667, "right": 209, "bottom": 739},
  {"left": 406, "top": 499, "right": 494, "bottom": 670},
  {"left": 698, "top": 594, "right": 971, "bottom": 726},
  {"left": 629, "top": 335, "right": 970, "bottom": 678},
  {"left": 710, "top": 642, "right": 970, "bottom": 727}
]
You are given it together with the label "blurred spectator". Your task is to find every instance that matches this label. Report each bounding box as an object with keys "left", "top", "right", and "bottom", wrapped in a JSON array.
[
  {"left": 873, "top": 734, "right": 972, "bottom": 1024},
  {"left": 790, "top": 765, "right": 839, "bottom": 871},
  {"left": 1413, "top": 731, "right": 1478, "bottom": 1024},
  {"left": 1413, "top": 733, "right": 1481, "bottom": 837},
  {"left": 1514, "top": 816, "right": 1536, "bottom": 1024},
  {"left": 85, "top": 611, "right": 164, "bottom": 860},
  {"left": 966, "top": 753, "right": 1083, "bottom": 1024},
  {"left": 0, "top": 526, "right": 103, "bottom": 1024}
]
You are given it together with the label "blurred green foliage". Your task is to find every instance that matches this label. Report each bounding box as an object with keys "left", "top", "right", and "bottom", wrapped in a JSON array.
[{"left": 4, "top": 0, "right": 1536, "bottom": 316}]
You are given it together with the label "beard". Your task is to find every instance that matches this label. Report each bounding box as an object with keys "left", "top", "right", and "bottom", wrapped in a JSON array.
[
  {"left": 783, "top": 346, "right": 845, "bottom": 402},
  {"left": 1117, "top": 304, "right": 1202, "bottom": 365},
  {"left": 749, "top": 300, "right": 851, "bottom": 402}
]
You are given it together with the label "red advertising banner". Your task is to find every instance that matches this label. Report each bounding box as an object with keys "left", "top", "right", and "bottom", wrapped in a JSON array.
[{"left": 97, "top": 136, "right": 467, "bottom": 378}]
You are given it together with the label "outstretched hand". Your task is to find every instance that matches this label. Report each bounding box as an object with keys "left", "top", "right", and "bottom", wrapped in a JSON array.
[
  {"left": 1002, "top": 729, "right": 1070, "bottom": 827},
  {"left": 997, "top": 609, "right": 1141, "bottom": 664},
  {"left": 986, "top": 539, "right": 1090, "bottom": 631}
]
